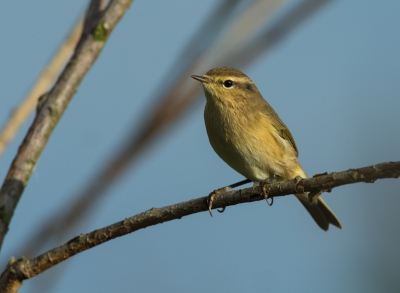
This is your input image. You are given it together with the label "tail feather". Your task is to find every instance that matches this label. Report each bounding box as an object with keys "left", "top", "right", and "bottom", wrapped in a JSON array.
[{"left": 295, "top": 193, "right": 342, "bottom": 231}]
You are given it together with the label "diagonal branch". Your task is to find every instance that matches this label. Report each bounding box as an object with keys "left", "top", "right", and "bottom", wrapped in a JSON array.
[
  {"left": 235, "top": 0, "right": 335, "bottom": 67},
  {"left": 0, "top": 161, "right": 399, "bottom": 291},
  {"left": 0, "top": 0, "right": 133, "bottom": 251}
]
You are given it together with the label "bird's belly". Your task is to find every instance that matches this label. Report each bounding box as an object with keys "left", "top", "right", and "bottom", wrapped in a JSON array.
[{"left": 204, "top": 103, "right": 301, "bottom": 182}]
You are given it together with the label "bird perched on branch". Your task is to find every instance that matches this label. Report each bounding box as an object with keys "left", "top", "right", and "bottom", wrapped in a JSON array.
[{"left": 192, "top": 67, "right": 341, "bottom": 231}]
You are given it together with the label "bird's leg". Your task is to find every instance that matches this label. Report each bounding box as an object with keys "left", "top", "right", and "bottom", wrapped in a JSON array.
[
  {"left": 261, "top": 175, "right": 281, "bottom": 206},
  {"left": 207, "top": 179, "right": 251, "bottom": 216},
  {"left": 262, "top": 183, "right": 274, "bottom": 206},
  {"left": 293, "top": 175, "right": 304, "bottom": 193}
]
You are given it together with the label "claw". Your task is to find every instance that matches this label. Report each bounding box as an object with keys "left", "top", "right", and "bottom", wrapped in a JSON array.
[
  {"left": 207, "top": 189, "right": 227, "bottom": 217},
  {"left": 206, "top": 179, "right": 251, "bottom": 217},
  {"left": 265, "top": 197, "right": 274, "bottom": 206},
  {"left": 207, "top": 191, "right": 216, "bottom": 217},
  {"left": 217, "top": 207, "right": 226, "bottom": 213},
  {"left": 207, "top": 187, "right": 230, "bottom": 217},
  {"left": 261, "top": 178, "right": 275, "bottom": 206}
]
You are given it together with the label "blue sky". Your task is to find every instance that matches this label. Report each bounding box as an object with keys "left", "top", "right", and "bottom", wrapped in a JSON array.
[{"left": 1, "top": 0, "right": 400, "bottom": 292}]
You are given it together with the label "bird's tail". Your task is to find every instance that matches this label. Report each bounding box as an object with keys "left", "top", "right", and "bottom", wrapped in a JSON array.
[
  {"left": 290, "top": 166, "right": 341, "bottom": 231},
  {"left": 295, "top": 193, "right": 342, "bottom": 231}
]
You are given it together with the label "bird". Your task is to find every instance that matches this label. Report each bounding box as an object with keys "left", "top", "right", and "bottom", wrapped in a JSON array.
[{"left": 191, "top": 67, "right": 341, "bottom": 231}]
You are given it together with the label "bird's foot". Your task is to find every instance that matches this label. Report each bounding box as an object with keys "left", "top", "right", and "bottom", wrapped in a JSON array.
[
  {"left": 293, "top": 175, "right": 304, "bottom": 193},
  {"left": 207, "top": 188, "right": 229, "bottom": 217},
  {"left": 206, "top": 179, "right": 251, "bottom": 217},
  {"left": 260, "top": 179, "right": 274, "bottom": 206}
]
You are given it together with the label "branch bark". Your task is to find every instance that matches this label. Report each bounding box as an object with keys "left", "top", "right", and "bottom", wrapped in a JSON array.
[
  {"left": 0, "top": 161, "right": 398, "bottom": 292},
  {"left": 0, "top": 0, "right": 133, "bottom": 251}
]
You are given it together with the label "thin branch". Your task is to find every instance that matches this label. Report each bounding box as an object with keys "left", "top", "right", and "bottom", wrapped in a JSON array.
[
  {"left": 0, "top": 0, "right": 133, "bottom": 251},
  {"left": 0, "top": 18, "right": 83, "bottom": 158},
  {"left": 83, "top": 0, "right": 107, "bottom": 35},
  {"left": 235, "top": 0, "right": 334, "bottom": 68},
  {"left": 0, "top": 161, "right": 399, "bottom": 291}
]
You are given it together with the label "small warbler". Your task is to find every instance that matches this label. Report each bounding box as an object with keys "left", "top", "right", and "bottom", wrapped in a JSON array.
[{"left": 192, "top": 67, "right": 341, "bottom": 231}]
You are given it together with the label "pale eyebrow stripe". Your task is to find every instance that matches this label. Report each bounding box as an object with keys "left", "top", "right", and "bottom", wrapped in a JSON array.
[{"left": 213, "top": 76, "right": 253, "bottom": 83}]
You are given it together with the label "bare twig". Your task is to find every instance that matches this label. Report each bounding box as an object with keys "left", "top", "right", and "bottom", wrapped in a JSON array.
[
  {"left": 235, "top": 0, "right": 334, "bottom": 68},
  {"left": 0, "top": 161, "right": 399, "bottom": 292},
  {"left": 0, "top": 0, "right": 133, "bottom": 251},
  {"left": 83, "top": 0, "right": 107, "bottom": 35}
]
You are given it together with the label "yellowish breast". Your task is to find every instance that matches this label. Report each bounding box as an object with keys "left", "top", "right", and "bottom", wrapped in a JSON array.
[{"left": 204, "top": 98, "right": 301, "bottom": 182}]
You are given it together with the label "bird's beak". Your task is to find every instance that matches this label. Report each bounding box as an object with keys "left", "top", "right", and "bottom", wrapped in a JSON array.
[{"left": 191, "top": 75, "right": 211, "bottom": 83}]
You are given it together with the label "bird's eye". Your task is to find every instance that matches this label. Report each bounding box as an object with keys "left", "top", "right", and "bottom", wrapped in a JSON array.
[{"left": 223, "top": 80, "right": 234, "bottom": 88}]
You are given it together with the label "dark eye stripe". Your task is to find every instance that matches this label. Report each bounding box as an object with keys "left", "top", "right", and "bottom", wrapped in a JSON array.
[{"left": 245, "top": 83, "right": 252, "bottom": 90}]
